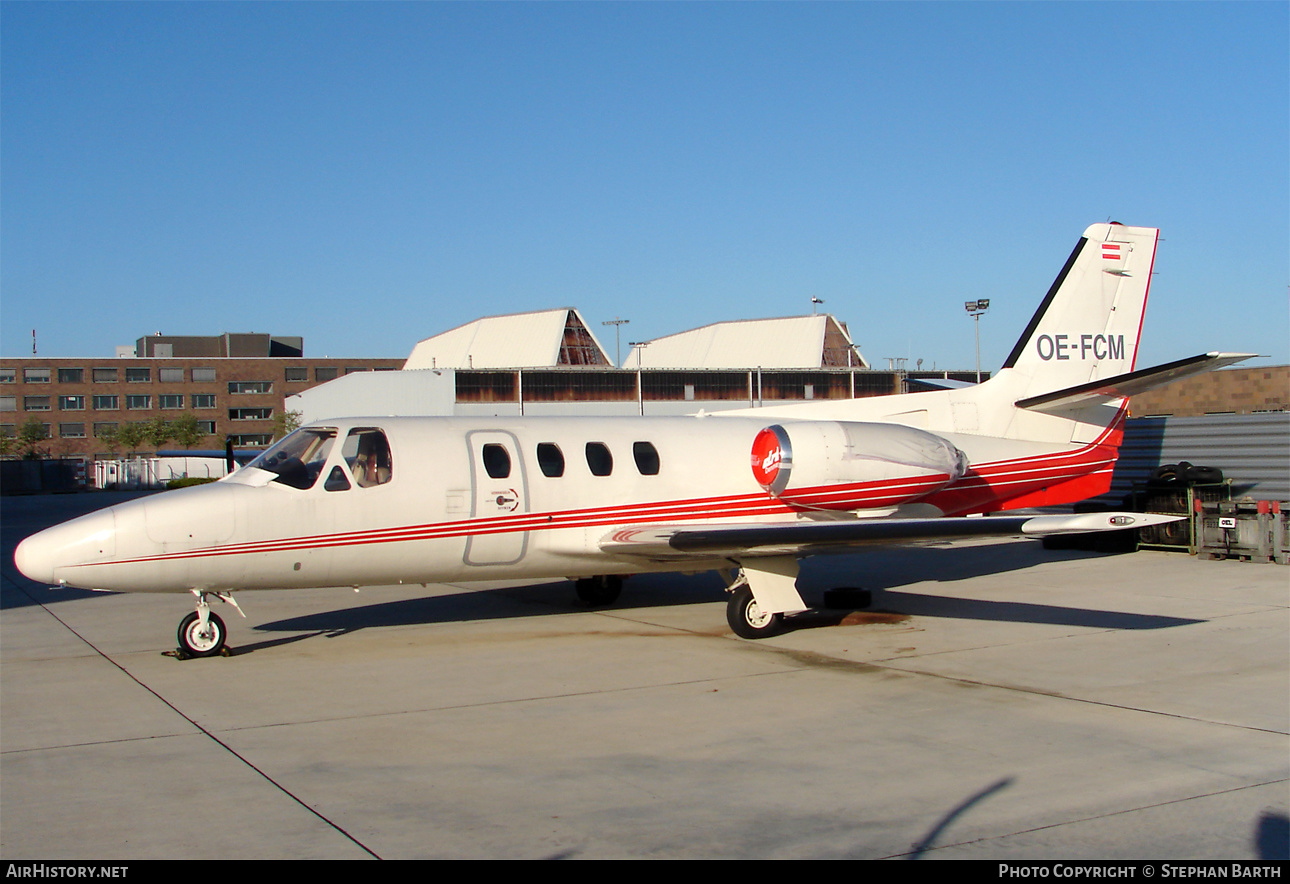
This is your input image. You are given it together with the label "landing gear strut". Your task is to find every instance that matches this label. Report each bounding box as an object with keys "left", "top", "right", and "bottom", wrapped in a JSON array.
[{"left": 176, "top": 590, "right": 243, "bottom": 658}]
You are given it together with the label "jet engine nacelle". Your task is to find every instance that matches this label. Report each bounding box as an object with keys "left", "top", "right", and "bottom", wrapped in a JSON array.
[{"left": 750, "top": 421, "right": 968, "bottom": 511}]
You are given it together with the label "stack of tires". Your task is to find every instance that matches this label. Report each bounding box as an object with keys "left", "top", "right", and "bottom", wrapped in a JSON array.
[{"left": 1137, "top": 462, "right": 1225, "bottom": 549}]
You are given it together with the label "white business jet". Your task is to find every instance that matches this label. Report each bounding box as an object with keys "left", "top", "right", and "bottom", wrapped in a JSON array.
[{"left": 15, "top": 223, "right": 1248, "bottom": 656}]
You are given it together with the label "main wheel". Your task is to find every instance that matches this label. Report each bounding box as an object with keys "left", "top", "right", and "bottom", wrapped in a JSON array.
[
  {"left": 575, "top": 575, "right": 623, "bottom": 606},
  {"left": 178, "top": 611, "right": 227, "bottom": 658},
  {"left": 727, "top": 585, "right": 782, "bottom": 639}
]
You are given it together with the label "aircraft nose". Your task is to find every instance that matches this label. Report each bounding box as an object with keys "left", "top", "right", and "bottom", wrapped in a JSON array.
[
  {"left": 14, "top": 530, "right": 57, "bottom": 585},
  {"left": 13, "top": 509, "right": 117, "bottom": 587}
]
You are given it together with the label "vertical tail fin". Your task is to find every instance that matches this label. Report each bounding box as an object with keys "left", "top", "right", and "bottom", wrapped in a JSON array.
[{"left": 1001, "top": 223, "right": 1159, "bottom": 399}]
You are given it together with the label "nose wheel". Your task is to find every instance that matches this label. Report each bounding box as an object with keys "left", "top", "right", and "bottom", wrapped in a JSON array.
[
  {"left": 178, "top": 610, "right": 226, "bottom": 657},
  {"left": 175, "top": 590, "right": 242, "bottom": 658}
]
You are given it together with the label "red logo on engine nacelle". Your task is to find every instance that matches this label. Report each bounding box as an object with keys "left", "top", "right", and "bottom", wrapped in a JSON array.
[{"left": 751, "top": 426, "right": 792, "bottom": 494}]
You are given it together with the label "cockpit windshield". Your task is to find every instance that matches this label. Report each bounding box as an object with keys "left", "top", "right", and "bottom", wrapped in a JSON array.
[{"left": 247, "top": 428, "right": 337, "bottom": 490}]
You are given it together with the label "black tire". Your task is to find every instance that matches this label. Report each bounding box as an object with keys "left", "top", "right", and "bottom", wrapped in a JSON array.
[
  {"left": 574, "top": 575, "right": 622, "bottom": 606},
  {"left": 726, "top": 585, "right": 782, "bottom": 639},
  {"left": 178, "top": 611, "right": 226, "bottom": 658},
  {"left": 1184, "top": 464, "right": 1223, "bottom": 485}
]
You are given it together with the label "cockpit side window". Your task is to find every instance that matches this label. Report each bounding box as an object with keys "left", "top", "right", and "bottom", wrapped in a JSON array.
[
  {"left": 248, "top": 428, "right": 337, "bottom": 490},
  {"left": 342, "top": 428, "right": 393, "bottom": 488}
]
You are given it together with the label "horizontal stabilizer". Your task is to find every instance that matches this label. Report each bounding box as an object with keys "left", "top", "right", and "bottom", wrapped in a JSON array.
[
  {"left": 1015, "top": 352, "right": 1256, "bottom": 415},
  {"left": 600, "top": 512, "right": 1183, "bottom": 561}
]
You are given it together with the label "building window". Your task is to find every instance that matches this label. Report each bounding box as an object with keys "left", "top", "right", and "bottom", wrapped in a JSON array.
[
  {"left": 228, "top": 381, "right": 272, "bottom": 394},
  {"left": 229, "top": 407, "right": 273, "bottom": 421},
  {"left": 196, "top": 420, "right": 217, "bottom": 435},
  {"left": 159, "top": 368, "right": 185, "bottom": 383},
  {"left": 59, "top": 395, "right": 85, "bottom": 411},
  {"left": 0, "top": 368, "right": 15, "bottom": 384},
  {"left": 58, "top": 368, "right": 84, "bottom": 383},
  {"left": 93, "top": 422, "right": 118, "bottom": 437},
  {"left": 159, "top": 394, "right": 184, "bottom": 409},
  {"left": 585, "top": 442, "right": 613, "bottom": 476},
  {"left": 536, "top": 443, "right": 565, "bottom": 477},
  {"left": 345, "top": 367, "right": 369, "bottom": 375},
  {"left": 93, "top": 368, "right": 118, "bottom": 383},
  {"left": 228, "top": 434, "right": 272, "bottom": 447},
  {"left": 24, "top": 368, "right": 51, "bottom": 383},
  {"left": 0, "top": 424, "right": 14, "bottom": 435},
  {"left": 126, "top": 395, "right": 151, "bottom": 410},
  {"left": 93, "top": 395, "right": 119, "bottom": 410},
  {"left": 24, "top": 396, "right": 50, "bottom": 411},
  {"left": 191, "top": 368, "right": 216, "bottom": 382},
  {"left": 59, "top": 423, "right": 85, "bottom": 438},
  {"left": 125, "top": 368, "right": 151, "bottom": 383},
  {"left": 191, "top": 394, "right": 216, "bottom": 409},
  {"left": 0, "top": 396, "right": 16, "bottom": 412},
  {"left": 285, "top": 367, "right": 308, "bottom": 382},
  {"left": 315, "top": 367, "right": 339, "bottom": 382}
]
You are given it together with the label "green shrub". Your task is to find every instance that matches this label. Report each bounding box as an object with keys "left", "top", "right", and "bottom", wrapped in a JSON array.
[{"left": 165, "top": 477, "right": 220, "bottom": 490}]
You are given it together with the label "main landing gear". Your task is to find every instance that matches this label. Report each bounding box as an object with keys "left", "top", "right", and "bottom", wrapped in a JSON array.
[
  {"left": 176, "top": 590, "right": 244, "bottom": 658},
  {"left": 726, "top": 584, "right": 783, "bottom": 639},
  {"left": 722, "top": 559, "right": 806, "bottom": 640},
  {"left": 574, "top": 575, "right": 623, "bottom": 606}
]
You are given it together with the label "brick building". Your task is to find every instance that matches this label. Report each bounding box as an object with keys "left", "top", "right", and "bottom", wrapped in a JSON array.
[
  {"left": 1, "top": 334, "right": 402, "bottom": 462},
  {"left": 1128, "top": 365, "right": 1289, "bottom": 417}
]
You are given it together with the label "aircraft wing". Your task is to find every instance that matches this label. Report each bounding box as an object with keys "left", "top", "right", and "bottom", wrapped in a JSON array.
[
  {"left": 1015, "top": 352, "right": 1256, "bottom": 415},
  {"left": 599, "top": 511, "right": 1181, "bottom": 562}
]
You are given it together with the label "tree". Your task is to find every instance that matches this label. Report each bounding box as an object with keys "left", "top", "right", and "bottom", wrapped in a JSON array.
[
  {"left": 143, "top": 416, "right": 174, "bottom": 451},
  {"left": 96, "top": 425, "right": 121, "bottom": 457},
  {"left": 18, "top": 418, "right": 50, "bottom": 460},
  {"left": 271, "top": 409, "right": 303, "bottom": 441},
  {"left": 115, "top": 422, "right": 147, "bottom": 457},
  {"left": 169, "top": 413, "right": 206, "bottom": 450}
]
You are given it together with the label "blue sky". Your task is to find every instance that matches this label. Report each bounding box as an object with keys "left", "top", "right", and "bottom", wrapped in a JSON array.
[{"left": 3, "top": 2, "right": 1286, "bottom": 371}]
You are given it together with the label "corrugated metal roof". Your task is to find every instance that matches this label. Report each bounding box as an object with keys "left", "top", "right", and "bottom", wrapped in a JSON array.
[
  {"left": 403, "top": 309, "right": 610, "bottom": 369},
  {"left": 620, "top": 315, "right": 867, "bottom": 369}
]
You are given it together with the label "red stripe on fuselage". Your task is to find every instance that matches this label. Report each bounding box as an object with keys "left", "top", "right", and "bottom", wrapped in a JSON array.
[{"left": 87, "top": 414, "right": 1126, "bottom": 568}]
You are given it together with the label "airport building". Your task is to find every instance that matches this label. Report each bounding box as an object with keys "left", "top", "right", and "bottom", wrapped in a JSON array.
[
  {"left": 3, "top": 315, "right": 1284, "bottom": 497},
  {"left": 1, "top": 333, "right": 403, "bottom": 462}
]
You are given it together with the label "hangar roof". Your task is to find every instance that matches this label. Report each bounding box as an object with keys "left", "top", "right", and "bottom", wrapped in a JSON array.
[
  {"left": 404, "top": 308, "right": 612, "bottom": 370},
  {"left": 619, "top": 314, "right": 868, "bottom": 370}
]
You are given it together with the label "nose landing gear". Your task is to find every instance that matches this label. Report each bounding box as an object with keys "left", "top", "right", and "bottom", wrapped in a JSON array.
[{"left": 176, "top": 590, "right": 243, "bottom": 658}]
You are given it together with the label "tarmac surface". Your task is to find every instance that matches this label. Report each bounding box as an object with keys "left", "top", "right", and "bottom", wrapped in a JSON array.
[{"left": 1, "top": 491, "right": 1287, "bottom": 860}]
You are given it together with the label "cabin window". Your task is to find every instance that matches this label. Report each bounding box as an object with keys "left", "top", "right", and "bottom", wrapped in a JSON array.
[
  {"left": 585, "top": 442, "right": 613, "bottom": 476},
  {"left": 342, "top": 428, "right": 392, "bottom": 487},
  {"left": 536, "top": 443, "right": 564, "bottom": 477},
  {"left": 482, "top": 443, "right": 511, "bottom": 479},
  {"left": 632, "top": 441, "right": 660, "bottom": 476},
  {"left": 324, "top": 466, "right": 351, "bottom": 492},
  {"left": 248, "top": 428, "right": 337, "bottom": 490}
]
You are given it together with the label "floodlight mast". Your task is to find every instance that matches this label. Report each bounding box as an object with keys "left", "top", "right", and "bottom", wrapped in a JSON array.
[
  {"left": 602, "top": 318, "right": 630, "bottom": 366},
  {"left": 965, "top": 298, "right": 990, "bottom": 383}
]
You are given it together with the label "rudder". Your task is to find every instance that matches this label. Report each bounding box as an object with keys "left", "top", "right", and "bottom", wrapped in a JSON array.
[{"left": 1001, "top": 223, "right": 1159, "bottom": 398}]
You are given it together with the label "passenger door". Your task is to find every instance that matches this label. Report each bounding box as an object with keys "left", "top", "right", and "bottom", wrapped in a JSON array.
[{"left": 465, "top": 430, "right": 529, "bottom": 565}]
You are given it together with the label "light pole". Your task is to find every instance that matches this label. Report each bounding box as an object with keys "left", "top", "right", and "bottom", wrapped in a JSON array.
[
  {"left": 602, "top": 318, "right": 630, "bottom": 365},
  {"left": 965, "top": 299, "right": 990, "bottom": 383},
  {"left": 629, "top": 342, "right": 650, "bottom": 415}
]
